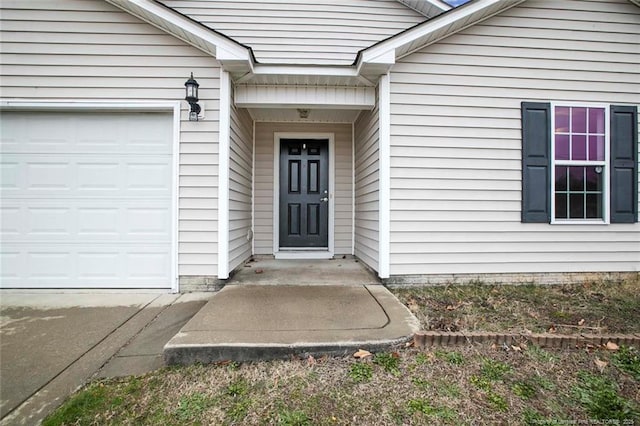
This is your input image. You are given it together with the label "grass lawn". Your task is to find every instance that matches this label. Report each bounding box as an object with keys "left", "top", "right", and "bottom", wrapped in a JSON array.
[
  {"left": 394, "top": 275, "right": 640, "bottom": 335},
  {"left": 44, "top": 278, "right": 639, "bottom": 425}
]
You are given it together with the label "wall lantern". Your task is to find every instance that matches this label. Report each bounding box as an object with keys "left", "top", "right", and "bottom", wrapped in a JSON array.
[{"left": 184, "top": 72, "right": 201, "bottom": 121}]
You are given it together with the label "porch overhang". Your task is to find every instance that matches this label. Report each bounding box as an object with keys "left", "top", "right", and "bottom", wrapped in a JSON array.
[{"left": 234, "top": 85, "right": 375, "bottom": 110}]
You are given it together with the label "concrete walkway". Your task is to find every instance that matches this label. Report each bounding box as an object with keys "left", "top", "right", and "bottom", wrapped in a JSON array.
[
  {"left": 165, "top": 284, "right": 420, "bottom": 364},
  {"left": 0, "top": 292, "right": 209, "bottom": 426}
]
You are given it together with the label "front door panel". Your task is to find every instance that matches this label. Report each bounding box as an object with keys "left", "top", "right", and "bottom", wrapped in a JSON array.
[{"left": 279, "top": 139, "right": 329, "bottom": 248}]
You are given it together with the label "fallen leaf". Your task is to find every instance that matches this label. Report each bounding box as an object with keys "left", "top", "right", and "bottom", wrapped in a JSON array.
[
  {"left": 391, "top": 352, "right": 400, "bottom": 358},
  {"left": 405, "top": 341, "right": 413, "bottom": 348},
  {"left": 407, "top": 299, "right": 420, "bottom": 313},
  {"left": 578, "top": 319, "right": 585, "bottom": 326},
  {"left": 605, "top": 341, "right": 619, "bottom": 351},
  {"left": 307, "top": 355, "right": 316, "bottom": 366},
  {"left": 353, "top": 349, "right": 372, "bottom": 359},
  {"left": 490, "top": 343, "right": 498, "bottom": 350},
  {"left": 519, "top": 342, "right": 528, "bottom": 350},
  {"left": 594, "top": 358, "right": 608, "bottom": 372},
  {"left": 255, "top": 269, "right": 264, "bottom": 274},
  {"left": 511, "top": 345, "right": 522, "bottom": 352},
  {"left": 548, "top": 325, "right": 557, "bottom": 333}
]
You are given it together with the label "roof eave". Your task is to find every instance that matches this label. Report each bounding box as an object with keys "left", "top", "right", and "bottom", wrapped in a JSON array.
[
  {"left": 104, "top": 0, "right": 254, "bottom": 75},
  {"left": 396, "top": 0, "right": 452, "bottom": 17},
  {"left": 357, "top": 0, "right": 526, "bottom": 72}
]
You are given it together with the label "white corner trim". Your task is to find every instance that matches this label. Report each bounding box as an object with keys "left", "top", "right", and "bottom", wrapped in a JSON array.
[
  {"left": 273, "top": 132, "right": 335, "bottom": 257},
  {"left": 171, "top": 103, "right": 181, "bottom": 293},
  {"left": 251, "top": 119, "right": 256, "bottom": 255},
  {"left": 378, "top": 74, "right": 391, "bottom": 279},
  {"left": 218, "top": 71, "right": 231, "bottom": 279},
  {"left": 352, "top": 122, "right": 356, "bottom": 256}
]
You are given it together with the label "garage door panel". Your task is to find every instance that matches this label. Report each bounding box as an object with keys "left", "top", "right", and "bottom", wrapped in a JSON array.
[
  {"left": 0, "top": 111, "right": 174, "bottom": 289},
  {"left": 1, "top": 112, "right": 172, "bottom": 155},
  {"left": 2, "top": 244, "right": 172, "bottom": 288},
  {"left": 2, "top": 154, "right": 172, "bottom": 197},
  {"left": 2, "top": 200, "right": 171, "bottom": 243}
]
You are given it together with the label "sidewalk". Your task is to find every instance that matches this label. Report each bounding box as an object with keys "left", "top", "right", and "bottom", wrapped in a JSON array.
[{"left": 0, "top": 292, "right": 210, "bottom": 426}]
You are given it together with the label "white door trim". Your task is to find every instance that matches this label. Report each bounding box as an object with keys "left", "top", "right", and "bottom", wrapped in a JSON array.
[
  {"left": 0, "top": 99, "right": 181, "bottom": 292},
  {"left": 273, "top": 132, "right": 335, "bottom": 259}
]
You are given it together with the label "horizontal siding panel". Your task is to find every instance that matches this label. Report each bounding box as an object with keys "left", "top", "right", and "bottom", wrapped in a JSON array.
[
  {"left": 161, "top": 0, "right": 424, "bottom": 65},
  {"left": 400, "top": 52, "right": 640, "bottom": 75},
  {"left": 1, "top": 53, "right": 217, "bottom": 67},
  {"left": 390, "top": 252, "right": 640, "bottom": 264},
  {"left": 0, "top": 0, "right": 222, "bottom": 280},
  {"left": 392, "top": 230, "right": 640, "bottom": 243},
  {"left": 354, "top": 90, "right": 379, "bottom": 273},
  {"left": 228, "top": 87, "right": 254, "bottom": 272},
  {"left": 390, "top": 261, "right": 636, "bottom": 276},
  {"left": 392, "top": 241, "right": 640, "bottom": 254},
  {"left": 389, "top": 0, "right": 640, "bottom": 277}
]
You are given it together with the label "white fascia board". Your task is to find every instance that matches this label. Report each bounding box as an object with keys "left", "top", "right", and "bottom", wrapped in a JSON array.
[
  {"left": 360, "top": 0, "right": 524, "bottom": 65},
  {"left": 397, "top": 0, "right": 451, "bottom": 17},
  {"left": 105, "top": 0, "right": 251, "bottom": 69},
  {"left": 234, "top": 85, "right": 375, "bottom": 110},
  {"left": 252, "top": 64, "right": 361, "bottom": 77},
  {"left": 425, "top": 0, "right": 453, "bottom": 11}
]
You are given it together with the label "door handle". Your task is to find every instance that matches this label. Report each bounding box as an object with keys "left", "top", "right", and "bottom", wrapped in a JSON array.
[{"left": 320, "top": 197, "right": 329, "bottom": 202}]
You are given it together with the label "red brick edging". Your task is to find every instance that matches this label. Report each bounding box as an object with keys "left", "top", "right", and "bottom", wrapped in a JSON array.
[{"left": 413, "top": 331, "right": 640, "bottom": 349}]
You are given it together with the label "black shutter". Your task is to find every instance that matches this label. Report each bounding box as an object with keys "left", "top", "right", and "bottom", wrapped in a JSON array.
[
  {"left": 521, "top": 102, "right": 551, "bottom": 223},
  {"left": 610, "top": 105, "right": 638, "bottom": 223}
]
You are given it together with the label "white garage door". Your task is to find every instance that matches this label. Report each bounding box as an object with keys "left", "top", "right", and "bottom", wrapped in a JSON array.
[{"left": 0, "top": 111, "right": 174, "bottom": 289}]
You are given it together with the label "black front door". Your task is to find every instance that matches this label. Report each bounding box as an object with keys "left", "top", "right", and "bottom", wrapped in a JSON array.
[{"left": 279, "top": 139, "right": 329, "bottom": 248}]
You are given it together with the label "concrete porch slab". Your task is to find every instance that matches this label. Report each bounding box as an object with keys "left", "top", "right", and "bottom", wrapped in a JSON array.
[
  {"left": 230, "top": 257, "right": 380, "bottom": 286},
  {"left": 164, "top": 285, "right": 420, "bottom": 364}
]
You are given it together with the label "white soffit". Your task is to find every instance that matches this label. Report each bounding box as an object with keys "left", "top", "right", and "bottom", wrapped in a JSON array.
[
  {"left": 249, "top": 108, "right": 362, "bottom": 123},
  {"left": 235, "top": 85, "right": 375, "bottom": 110},
  {"left": 359, "top": 0, "right": 526, "bottom": 67},
  {"left": 397, "top": 0, "right": 451, "bottom": 17},
  {"left": 104, "top": 0, "right": 252, "bottom": 74}
]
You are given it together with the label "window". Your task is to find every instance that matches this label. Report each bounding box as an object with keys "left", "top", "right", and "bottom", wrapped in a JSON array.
[
  {"left": 521, "top": 102, "right": 638, "bottom": 225},
  {"left": 552, "top": 105, "right": 607, "bottom": 222}
]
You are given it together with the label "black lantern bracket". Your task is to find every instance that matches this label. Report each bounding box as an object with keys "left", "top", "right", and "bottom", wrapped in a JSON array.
[{"left": 184, "top": 72, "right": 204, "bottom": 121}]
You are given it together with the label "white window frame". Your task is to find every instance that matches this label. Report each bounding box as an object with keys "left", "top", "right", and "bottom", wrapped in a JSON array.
[{"left": 550, "top": 102, "right": 610, "bottom": 225}]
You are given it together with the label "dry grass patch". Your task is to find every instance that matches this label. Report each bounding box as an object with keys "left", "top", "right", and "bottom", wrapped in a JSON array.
[
  {"left": 393, "top": 275, "right": 640, "bottom": 335},
  {"left": 44, "top": 344, "right": 639, "bottom": 425}
]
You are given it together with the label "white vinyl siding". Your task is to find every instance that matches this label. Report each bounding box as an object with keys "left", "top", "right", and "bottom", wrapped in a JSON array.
[
  {"left": 0, "top": 0, "right": 221, "bottom": 279},
  {"left": 160, "top": 0, "right": 425, "bottom": 65},
  {"left": 254, "top": 123, "right": 353, "bottom": 255},
  {"left": 354, "top": 93, "right": 380, "bottom": 273},
  {"left": 389, "top": 0, "right": 640, "bottom": 275},
  {"left": 228, "top": 87, "right": 254, "bottom": 273}
]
